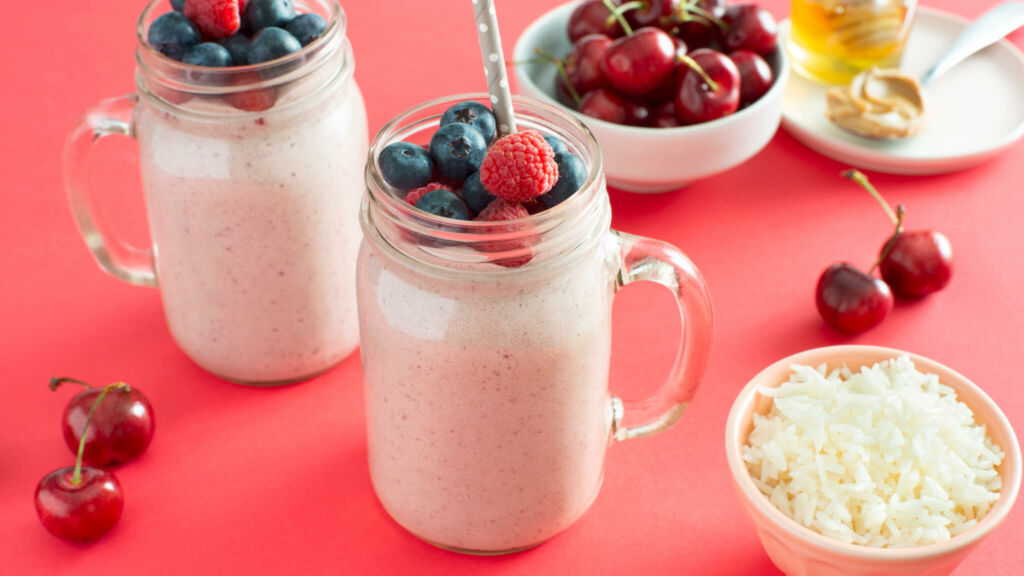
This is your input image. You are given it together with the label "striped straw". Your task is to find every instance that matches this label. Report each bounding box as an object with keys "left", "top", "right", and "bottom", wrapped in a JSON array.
[{"left": 472, "top": 0, "right": 517, "bottom": 137}]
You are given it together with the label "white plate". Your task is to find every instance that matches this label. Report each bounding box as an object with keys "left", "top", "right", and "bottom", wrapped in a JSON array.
[{"left": 781, "top": 7, "right": 1024, "bottom": 175}]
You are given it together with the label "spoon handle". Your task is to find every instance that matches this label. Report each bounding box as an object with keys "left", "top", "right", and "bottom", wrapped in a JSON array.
[{"left": 921, "top": 2, "right": 1024, "bottom": 86}]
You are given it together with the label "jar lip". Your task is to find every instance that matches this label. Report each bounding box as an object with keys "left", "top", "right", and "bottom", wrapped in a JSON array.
[
  {"left": 366, "top": 93, "right": 605, "bottom": 236},
  {"left": 136, "top": 0, "right": 345, "bottom": 84}
]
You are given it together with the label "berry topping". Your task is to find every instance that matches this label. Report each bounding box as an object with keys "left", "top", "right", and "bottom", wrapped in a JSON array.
[
  {"left": 479, "top": 130, "right": 559, "bottom": 202},
  {"left": 285, "top": 13, "right": 327, "bottom": 47},
  {"left": 415, "top": 189, "right": 470, "bottom": 220},
  {"left": 460, "top": 172, "right": 496, "bottom": 216},
  {"left": 248, "top": 27, "right": 302, "bottom": 64},
  {"left": 543, "top": 135, "right": 570, "bottom": 155},
  {"left": 540, "top": 152, "right": 587, "bottom": 208},
  {"left": 429, "top": 123, "right": 487, "bottom": 181},
  {"left": 404, "top": 183, "right": 453, "bottom": 206},
  {"left": 184, "top": 0, "right": 242, "bottom": 40},
  {"left": 243, "top": 0, "right": 296, "bottom": 32},
  {"left": 476, "top": 199, "right": 530, "bottom": 222},
  {"left": 380, "top": 142, "right": 434, "bottom": 192},
  {"left": 440, "top": 101, "right": 497, "bottom": 144},
  {"left": 148, "top": 12, "right": 202, "bottom": 61},
  {"left": 219, "top": 34, "right": 252, "bottom": 66},
  {"left": 184, "top": 42, "right": 234, "bottom": 67},
  {"left": 171, "top": 0, "right": 187, "bottom": 12}
]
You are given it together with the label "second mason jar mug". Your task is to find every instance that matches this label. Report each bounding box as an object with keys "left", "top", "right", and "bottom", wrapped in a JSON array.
[
  {"left": 357, "top": 95, "right": 714, "bottom": 554},
  {"left": 63, "top": 0, "right": 368, "bottom": 385}
]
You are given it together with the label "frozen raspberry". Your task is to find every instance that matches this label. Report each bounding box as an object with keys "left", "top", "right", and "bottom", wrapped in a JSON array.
[
  {"left": 185, "top": 0, "right": 242, "bottom": 41},
  {"left": 405, "top": 183, "right": 453, "bottom": 206},
  {"left": 479, "top": 130, "right": 559, "bottom": 202},
  {"left": 475, "top": 199, "right": 529, "bottom": 221}
]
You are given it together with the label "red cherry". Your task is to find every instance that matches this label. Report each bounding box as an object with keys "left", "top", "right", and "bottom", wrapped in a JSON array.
[
  {"left": 729, "top": 50, "right": 774, "bottom": 106},
  {"left": 559, "top": 34, "right": 613, "bottom": 99},
  {"left": 651, "top": 100, "right": 681, "bottom": 127},
  {"left": 36, "top": 382, "right": 130, "bottom": 541},
  {"left": 722, "top": 4, "right": 778, "bottom": 57},
  {"left": 624, "top": 99, "right": 653, "bottom": 126},
  {"left": 602, "top": 27, "right": 677, "bottom": 96},
  {"left": 842, "top": 170, "right": 954, "bottom": 299},
  {"left": 579, "top": 88, "right": 629, "bottom": 124},
  {"left": 879, "top": 231, "right": 953, "bottom": 297},
  {"left": 668, "top": 0, "right": 726, "bottom": 50},
  {"left": 816, "top": 263, "right": 894, "bottom": 333},
  {"left": 674, "top": 48, "right": 740, "bottom": 124},
  {"left": 568, "top": 0, "right": 627, "bottom": 42},
  {"left": 35, "top": 467, "right": 123, "bottom": 542},
  {"left": 52, "top": 378, "right": 155, "bottom": 467},
  {"left": 624, "top": 0, "right": 680, "bottom": 29}
]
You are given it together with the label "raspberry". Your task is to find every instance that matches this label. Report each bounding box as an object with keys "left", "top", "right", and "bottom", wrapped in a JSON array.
[
  {"left": 475, "top": 199, "right": 529, "bottom": 222},
  {"left": 405, "top": 183, "right": 453, "bottom": 206},
  {"left": 474, "top": 199, "right": 533, "bottom": 268},
  {"left": 479, "top": 130, "right": 559, "bottom": 202},
  {"left": 185, "top": 0, "right": 242, "bottom": 41}
]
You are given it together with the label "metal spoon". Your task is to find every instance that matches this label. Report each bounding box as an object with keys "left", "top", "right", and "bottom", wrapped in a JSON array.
[{"left": 920, "top": 2, "right": 1024, "bottom": 86}]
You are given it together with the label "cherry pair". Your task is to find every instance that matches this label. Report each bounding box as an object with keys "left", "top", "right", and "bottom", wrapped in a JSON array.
[
  {"left": 816, "top": 171, "right": 954, "bottom": 334},
  {"left": 34, "top": 378, "right": 155, "bottom": 541}
]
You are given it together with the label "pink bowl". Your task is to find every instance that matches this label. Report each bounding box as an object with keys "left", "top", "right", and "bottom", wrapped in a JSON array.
[{"left": 725, "top": 345, "right": 1022, "bottom": 576}]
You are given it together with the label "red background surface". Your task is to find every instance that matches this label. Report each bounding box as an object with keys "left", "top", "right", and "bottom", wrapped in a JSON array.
[{"left": 2, "top": 0, "right": 1022, "bottom": 574}]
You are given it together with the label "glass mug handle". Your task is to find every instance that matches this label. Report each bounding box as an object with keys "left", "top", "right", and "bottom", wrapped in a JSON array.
[
  {"left": 63, "top": 93, "right": 157, "bottom": 287},
  {"left": 608, "top": 230, "right": 713, "bottom": 442}
]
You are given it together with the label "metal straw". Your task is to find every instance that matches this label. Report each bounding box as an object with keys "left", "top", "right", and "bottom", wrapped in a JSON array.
[{"left": 472, "top": 0, "right": 517, "bottom": 136}]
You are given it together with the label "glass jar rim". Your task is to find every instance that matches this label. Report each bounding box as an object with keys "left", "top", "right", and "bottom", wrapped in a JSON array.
[
  {"left": 135, "top": 0, "right": 346, "bottom": 92},
  {"left": 365, "top": 93, "right": 605, "bottom": 239}
]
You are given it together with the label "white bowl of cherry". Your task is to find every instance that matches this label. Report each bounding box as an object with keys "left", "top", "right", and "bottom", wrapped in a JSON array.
[{"left": 514, "top": 0, "right": 788, "bottom": 193}]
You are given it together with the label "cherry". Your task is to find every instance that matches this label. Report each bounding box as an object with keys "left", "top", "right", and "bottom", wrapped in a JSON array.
[
  {"left": 816, "top": 263, "right": 894, "bottom": 333},
  {"left": 843, "top": 170, "right": 954, "bottom": 298},
  {"left": 568, "top": 0, "right": 627, "bottom": 42},
  {"left": 579, "top": 88, "right": 629, "bottom": 123},
  {"left": 559, "top": 34, "right": 613, "bottom": 100},
  {"left": 673, "top": 48, "right": 740, "bottom": 124},
  {"left": 651, "top": 100, "right": 681, "bottom": 127},
  {"left": 722, "top": 4, "right": 778, "bottom": 57},
  {"left": 51, "top": 378, "right": 155, "bottom": 467},
  {"left": 729, "top": 50, "right": 773, "bottom": 106},
  {"left": 35, "top": 384, "right": 127, "bottom": 541},
  {"left": 668, "top": 0, "right": 726, "bottom": 50},
  {"left": 624, "top": 98, "right": 653, "bottom": 126},
  {"left": 602, "top": 27, "right": 678, "bottom": 96},
  {"left": 624, "top": 0, "right": 679, "bottom": 29}
]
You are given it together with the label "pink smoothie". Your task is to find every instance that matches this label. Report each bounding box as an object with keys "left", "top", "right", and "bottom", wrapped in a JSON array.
[
  {"left": 357, "top": 236, "right": 616, "bottom": 552},
  {"left": 136, "top": 82, "right": 367, "bottom": 384}
]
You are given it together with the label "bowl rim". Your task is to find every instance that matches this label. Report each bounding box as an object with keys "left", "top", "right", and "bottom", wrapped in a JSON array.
[
  {"left": 725, "top": 344, "right": 1022, "bottom": 561},
  {"left": 511, "top": 0, "right": 791, "bottom": 136}
]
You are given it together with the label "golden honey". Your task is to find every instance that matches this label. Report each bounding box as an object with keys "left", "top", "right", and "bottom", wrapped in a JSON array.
[{"left": 788, "top": 0, "right": 916, "bottom": 84}]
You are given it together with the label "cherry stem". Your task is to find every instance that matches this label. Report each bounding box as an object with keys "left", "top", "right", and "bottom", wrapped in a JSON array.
[
  {"left": 870, "top": 206, "right": 905, "bottom": 274},
  {"left": 842, "top": 169, "right": 900, "bottom": 228},
  {"left": 603, "top": 0, "right": 636, "bottom": 36},
  {"left": 677, "top": 53, "right": 720, "bottom": 92},
  {"left": 533, "top": 47, "right": 581, "bottom": 104},
  {"left": 71, "top": 382, "right": 129, "bottom": 485},
  {"left": 682, "top": 0, "right": 729, "bottom": 30},
  {"left": 49, "top": 377, "right": 93, "bottom": 391}
]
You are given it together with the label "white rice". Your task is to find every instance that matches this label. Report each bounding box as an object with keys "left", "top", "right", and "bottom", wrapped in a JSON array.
[{"left": 743, "top": 355, "right": 1004, "bottom": 548}]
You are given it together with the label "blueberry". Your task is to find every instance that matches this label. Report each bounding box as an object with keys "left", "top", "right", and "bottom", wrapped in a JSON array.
[
  {"left": 244, "top": 0, "right": 296, "bottom": 32},
  {"left": 285, "top": 13, "right": 327, "bottom": 46},
  {"left": 379, "top": 142, "right": 433, "bottom": 191},
  {"left": 148, "top": 12, "right": 201, "bottom": 61},
  {"left": 171, "top": 0, "right": 186, "bottom": 12},
  {"left": 540, "top": 152, "right": 587, "bottom": 208},
  {"left": 429, "top": 123, "right": 487, "bottom": 181},
  {"left": 219, "top": 34, "right": 252, "bottom": 66},
  {"left": 543, "top": 134, "right": 569, "bottom": 155},
  {"left": 440, "top": 101, "right": 496, "bottom": 143},
  {"left": 461, "top": 172, "right": 495, "bottom": 215},
  {"left": 415, "top": 189, "right": 470, "bottom": 220},
  {"left": 184, "top": 43, "right": 233, "bottom": 67},
  {"left": 248, "top": 27, "right": 302, "bottom": 64}
]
